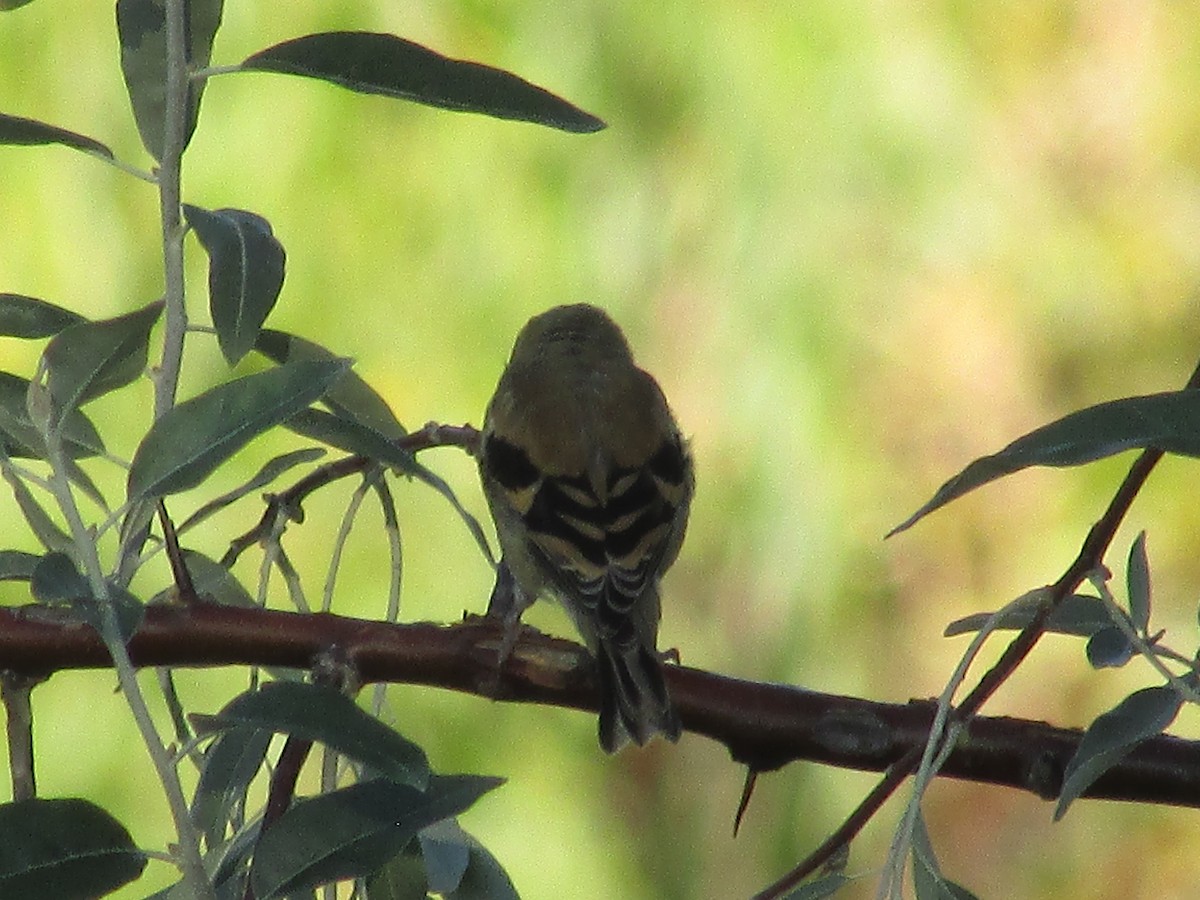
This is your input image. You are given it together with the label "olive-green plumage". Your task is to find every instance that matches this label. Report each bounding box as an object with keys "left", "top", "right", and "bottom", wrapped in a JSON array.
[{"left": 480, "top": 304, "right": 692, "bottom": 751}]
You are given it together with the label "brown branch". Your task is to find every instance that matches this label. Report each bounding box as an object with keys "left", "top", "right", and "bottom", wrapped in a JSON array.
[{"left": 0, "top": 604, "right": 1197, "bottom": 810}]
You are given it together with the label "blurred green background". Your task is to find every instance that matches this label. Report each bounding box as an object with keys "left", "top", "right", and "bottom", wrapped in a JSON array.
[{"left": 3, "top": 1, "right": 1200, "bottom": 897}]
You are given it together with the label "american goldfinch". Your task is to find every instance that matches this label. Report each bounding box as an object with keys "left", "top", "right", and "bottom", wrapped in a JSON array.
[{"left": 479, "top": 304, "right": 692, "bottom": 752}]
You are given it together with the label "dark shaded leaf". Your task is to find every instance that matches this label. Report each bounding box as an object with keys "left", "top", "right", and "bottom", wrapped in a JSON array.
[
  {"left": 944, "top": 591, "right": 1112, "bottom": 638},
  {"left": 0, "top": 798, "right": 146, "bottom": 899},
  {"left": 177, "top": 447, "right": 325, "bottom": 533},
  {"left": 0, "top": 294, "right": 85, "bottom": 338},
  {"left": 195, "top": 682, "right": 429, "bottom": 788},
  {"left": 126, "top": 358, "right": 350, "bottom": 500},
  {"left": 285, "top": 407, "right": 494, "bottom": 563},
  {"left": 417, "top": 819, "right": 471, "bottom": 894},
  {"left": 43, "top": 300, "right": 163, "bottom": 423},
  {"left": 184, "top": 206, "right": 287, "bottom": 365},
  {"left": 911, "top": 810, "right": 981, "bottom": 900},
  {"left": 0, "top": 1, "right": 40, "bottom": 11},
  {"left": 257, "top": 329, "right": 406, "bottom": 439},
  {"left": 892, "top": 390, "right": 1200, "bottom": 535},
  {"left": 780, "top": 874, "right": 853, "bottom": 900},
  {"left": 116, "top": 0, "right": 224, "bottom": 160},
  {"left": 241, "top": 32, "right": 605, "bottom": 133},
  {"left": 0, "top": 113, "right": 114, "bottom": 159},
  {"left": 0, "top": 372, "right": 105, "bottom": 459},
  {"left": 192, "top": 725, "right": 272, "bottom": 849},
  {"left": 1127, "top": 531, "right": 1151, "bottom": 634},
  {"left": 286, "top": 408, "right": 416, "bottom": 472},
  {"left": 1086, "top": 626, "right": 1134, "bottom": 669},
  {"left": 0, "top": 550, "right": 40, "bottom": 581},
  {"left": 249, "top": 775, "right": 502, "bottom": 900},
  {"left": 1055, "top": 684, "right": 1184, "bottom": 820},
  {"left": 363, "top": 843, "right": 427, "bottom": 900},
  {"left": 29, "top": 551, "right": 87, "bottom": 603},
  {"left": 145, "top": 550, "right": 257, "bottom": 608},
  {"left": 0, "top": 462, "right": 72, "bottom": 552},
  {"left": 31, "top": 554, "right": 146, "bottom": 644}
]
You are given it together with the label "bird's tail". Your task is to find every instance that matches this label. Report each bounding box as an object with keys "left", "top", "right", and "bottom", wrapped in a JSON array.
[{"left": 595, "top": 638, "right": 682, "bottom": 753}]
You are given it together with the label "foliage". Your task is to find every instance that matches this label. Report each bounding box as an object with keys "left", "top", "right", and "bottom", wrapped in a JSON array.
[{"left": 0, "top": 2, "right": 600, "bottom": 896}]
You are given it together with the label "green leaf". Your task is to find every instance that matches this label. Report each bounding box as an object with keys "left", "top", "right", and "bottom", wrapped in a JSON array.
[
  {"left": 240, "top": 32, "right": 605, "bottom": 134},
  {"left": 194, "top": 681, "right": 429, "bottom": 788},
  {"left": 286, "top": 408, "right": 417, "bottom": 472},
  {"left": 1127, "top": 531, "right": 1151, "bottom": 634},
  {"left": 174, "top": 550, "right": 257, "bottom": 608},
  {"left": 0, "top": 372, "right": 105, "bottom": 459},
  {"left": 417, "top": 819, "right": 471, "bottom": 895},
  {"left": 29, "top": 553, "right": 145, "bottom": 643},
  {"left": 115, "top": 0, "right": 224, "bottom": 160},
  {"left": 780, "top": 874, "right": 853, "bottom": 900},
  {"left": 892, "top": 390, "right": 1200, "bottom": 535},
  {"left": 192, "top": 725, "right": 273, "bottom": 849},
  {"left": 0, "top": 798, "right": 146, "bottom": 899},
  {"left": 184, "top": 206, "right": 287, "bottom": 365},
  {"left": 43, "top": 300, "right": 163, "bottom": 424},
  {"left": 1055, "top": 684, "right": 1183, "bottom": 820},
  {"left": 0, "top": 113, "right": 114, "bottom": 159},
  {"left": 0, "top": 294, "right": 85, "bottom": 338},
  {"left": 1085, "top": 626, "right": 1134, "bottom": 669},
  {"left": 29, "top": 551, "right": 87, "bottom": 603},
  {"left": 249, "top": 775, "right": 503, "bottom": 900},
  {"left": 126, "top": 358, "right": 350, "bottom": 501},
  {"left": 284, "top": 406, "right": 493, "bottom": 563},
  {"left": 944, "top": 591, "right": 1112, "bottom": 638},
  {"left": 0, "top": 0, "right": 40, "bottom": 11},
  {"left": 177, "top": 447, "right": 325, "bottom": 534},
  {"left": 911, "top": 810, "right": 981, "bottom": 900},
  {"left": 257, "top": 329, "right": 407, "bottom": 440},
  {"left": 0, "top": 458, "right": 72, "bottom": 552},
  {"left": 0, "top": 549, "right": 40, "bottom": 581},
  {"left": 363, "top": 843, "right": 428, "bottom": 900}
]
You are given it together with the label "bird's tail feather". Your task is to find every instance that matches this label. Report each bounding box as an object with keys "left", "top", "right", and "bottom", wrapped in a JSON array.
[{"left": 596, "top": 639, "right": 681, "bottom": 753}]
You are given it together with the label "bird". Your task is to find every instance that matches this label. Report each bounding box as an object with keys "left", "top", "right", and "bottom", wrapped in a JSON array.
[{"left": 478, "top": 303, "right": 692, "bottom": 752}]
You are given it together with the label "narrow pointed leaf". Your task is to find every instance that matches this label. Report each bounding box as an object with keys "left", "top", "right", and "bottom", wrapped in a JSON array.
[
  {"left": 1127, "top": 532, "right": 1151, "bottom": 633},
  {"left": 257, "top": 329, "right": 407, "bottom": 440},
  {"left": 945, "top": 592, "right": 1113, "bottom": 638},
  {"left": 911, "top": 810, "right": 981, "bottom": 900},
  {"left": 249, "top": 775, "right": 503, "bottom": 900},
  {"left": 0, "top": 294, "right": 85, "bottom": 338},
  {"left": 185, "top": 206, "right": 287, "bottom": 365},
  {"left": 0, "top": 798, "right": 146, "bottom": 899},
  {"left": 192, "top": 725, "right": 273, "bottom": 848},
  {"left": 1, "top": 462, "right": 73, "bottom": 552},
  {"left": 0, "top": 550, "right": 40, "bottom": 581},
  {"left": 241, "top": 32, "right": 605, "bottom": 133},
  {"left": 0, "top": 113, "right": 114, "bottom": 160},
  {"left": 194, "top": 682, "right": 429, "bottom": 788},
  {"left": 178, "top": 447, "right": 324, "bottom": 533},
  {"left": 43, "top": 300, "right": 163, "bottom": 423},
  {"left": 892, "top": 390, "right": 1200, "bottom": 535},
  {"left": 1055, "top": 685, "right": 1183, "bottom": 820},
  {"left": 0, "top": 372, "right": 105, "bottom": 459},
  {"left": 127, "top": 358, "right": 350, "bottom": 500},
  {"left": 116, "top": 0, "right": 224, "bottom": 160},
  {"left": 286, "top": 407, "right": 416, "bottom": 472}
]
